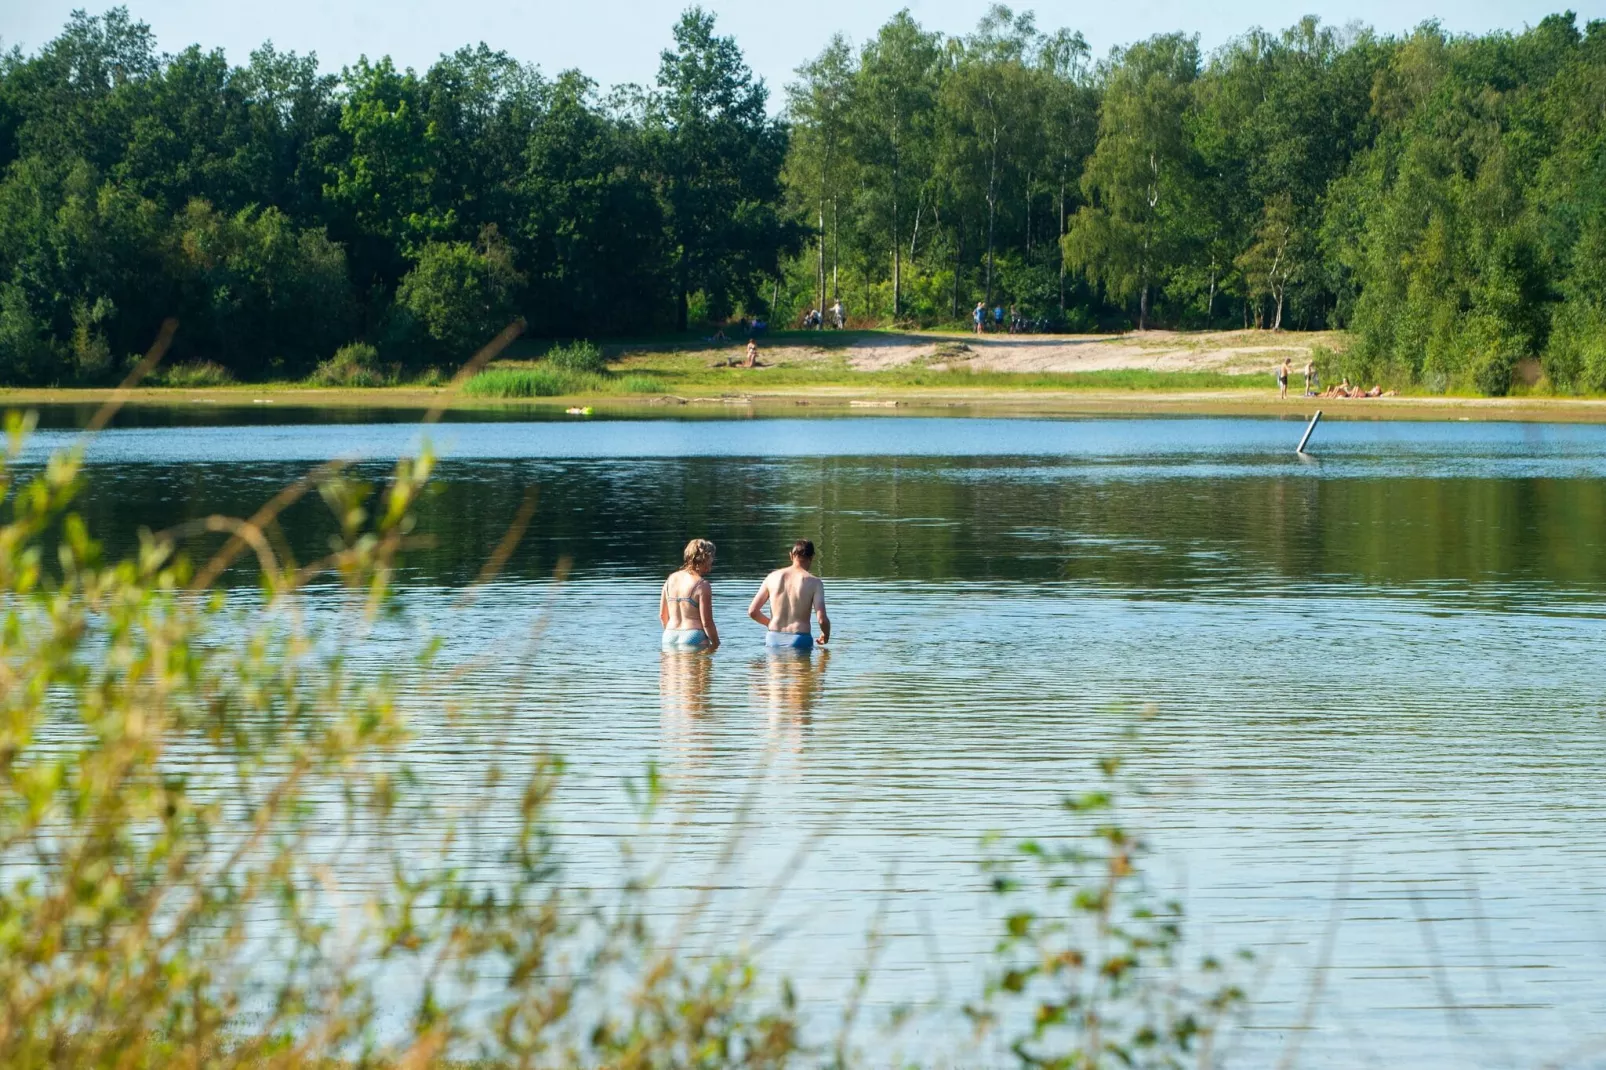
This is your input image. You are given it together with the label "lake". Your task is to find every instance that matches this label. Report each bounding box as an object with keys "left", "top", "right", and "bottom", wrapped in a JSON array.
[{"left": 23, "top": 411, "right": 1606, "bottom": 1068}]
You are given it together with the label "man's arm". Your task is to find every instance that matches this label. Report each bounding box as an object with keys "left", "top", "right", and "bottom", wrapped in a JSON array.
[
  {"left": 748, "top": 577, "right": 773, "bottom": 628},
  {"left": 814, "top": 581, "right": 830, "bottom": 644}
]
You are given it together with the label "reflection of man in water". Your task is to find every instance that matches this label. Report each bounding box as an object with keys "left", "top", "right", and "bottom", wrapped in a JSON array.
[{"left": 754, "top": 647, "right": 830, "bottom": 754}]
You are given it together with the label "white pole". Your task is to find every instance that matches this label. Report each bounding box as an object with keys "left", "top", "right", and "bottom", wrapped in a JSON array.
[{"left": 1296, "top": 410, "right": 1322, "bottom": 454}]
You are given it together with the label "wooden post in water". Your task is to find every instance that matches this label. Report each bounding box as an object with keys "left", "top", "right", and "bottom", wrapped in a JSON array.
[{"left": 1297, "top": 410, "right": 1322, "bottom": 454}]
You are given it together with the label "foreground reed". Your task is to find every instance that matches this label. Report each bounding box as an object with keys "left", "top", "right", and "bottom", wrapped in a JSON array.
[{"left": 0, "top": 411, "right": 1243, "bottom": 1068}]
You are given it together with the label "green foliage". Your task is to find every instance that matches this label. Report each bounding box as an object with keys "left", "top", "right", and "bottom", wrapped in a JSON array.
[
  {"left": 1064, "top": 34, "right": 1201, "bottom": 330},
  {"left": 648, "top": 8, "right": 799, "bottom": 329},
  {"left": 462, "top": 366, "right": 607, "bottom": 397},
  {"left": 391, "top": 230, "right": 525, "bottom": 365},
  {"left": 0, "top": 414, "right": 805, "bottom": 1066},
  {"left": 173, "top": 201, "right": 356, "bottom": 378},
  {"left": 619, "top": 373, "right": 666, "bottom": 394},
  {"left": 970, "top": 757, "right": 1248, "bottom": 1067},
  {"left": 0, "top": 411, "right": 1259, "bottom": 1064},
  {"left": 0, "top": 283, "right": 59, "bottom": 384},
  {"left": 544, "top": 338, "right": 607, "bottom": 374},
  {"left": 2, "top": 7, "right": 1605, "bottom": 392},
  {"left": 159, "top": 360, "right": 234, "bottom": 386},
  {"left": 310, "top": 341, "right": 387, "bottom": 386}
]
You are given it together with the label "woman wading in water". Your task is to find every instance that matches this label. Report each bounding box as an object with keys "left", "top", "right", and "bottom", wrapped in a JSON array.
[{"left": 661, "top": 539, "right": 719, "bottom": 649}]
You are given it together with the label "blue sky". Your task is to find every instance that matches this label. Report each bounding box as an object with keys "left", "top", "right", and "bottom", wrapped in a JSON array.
[{"left": 4, "top": 0, "right": 1600, "bottom": 96}]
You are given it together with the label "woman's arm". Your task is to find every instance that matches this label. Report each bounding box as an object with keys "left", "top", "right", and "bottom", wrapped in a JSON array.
[
  {"left": 659, "top": 582, "right": 670, "bottom": 628},
  {"left": 747, "top": 579, "right": 772, "bottom": 628},
  {"left": 699, "top": 580, "right": 719, "bottom": 648}
]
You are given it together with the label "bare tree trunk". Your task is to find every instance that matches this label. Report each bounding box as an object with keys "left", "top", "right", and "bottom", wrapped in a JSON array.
[
  {"left": 832, "top": 197, "right": 839, "bottom": 300},
  {"left": 951, "top": 224, "right": 963, "bottom": 320},
  {"left": 984, "top": 133, "right": 999, "bottom": 308},
  {"left": 1273, "top": 286, "right": 1285, "bottom": 330},
  {"left": 1058, "top": 174, "right": 1066, "bottom": 313},
  {"left": 910, "top": 199, "right": 923, "bottom": 261},
  {"left": 817, "top": 201, "right": 826, "bottom": 331},
  {"left": 1207, "top": 257, "right": 1217, "bottom": 321},
  {"left": 1025, "top": 171, "right": 1032, "bottom": 255},
  {"left": 677, "top": 249, "right": 689, "bottom": 331},
  {"left": 1139, "top": 282, "right": 1150, "bottom": 332}
]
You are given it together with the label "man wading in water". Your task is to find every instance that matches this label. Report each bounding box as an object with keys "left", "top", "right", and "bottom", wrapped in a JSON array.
[{"left": 748, "top": 540, "right": 830, "bottom": 652}]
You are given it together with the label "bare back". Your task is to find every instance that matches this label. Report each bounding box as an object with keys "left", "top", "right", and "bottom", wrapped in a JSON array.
[
  {"left": 758, "top": 566, "right": 824, "bottom": 635},
  {"left": 661, "top": 569, "right": 711, "bottom": 631}
]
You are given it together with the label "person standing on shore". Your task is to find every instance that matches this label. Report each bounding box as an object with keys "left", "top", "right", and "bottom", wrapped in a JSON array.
[
  {"left": 748, "top": 540, "right": 830, "bottom": 652},
  {"left": 973, "top": 302, "right": 985, "bottom": 335},
  {"left": 745, "top": 339, "right": 757, "bottom": 368},
  {"left": 1304, "top": 359, "right": 1316, "bottom": 396},
  {"left": 1278, "top": 358, "right": 1290, "bottom": 398}
]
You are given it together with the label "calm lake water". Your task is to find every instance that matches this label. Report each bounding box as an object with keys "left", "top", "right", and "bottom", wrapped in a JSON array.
[{"left": 24, "top": 412, "right": 1606, "bottom": 1068}]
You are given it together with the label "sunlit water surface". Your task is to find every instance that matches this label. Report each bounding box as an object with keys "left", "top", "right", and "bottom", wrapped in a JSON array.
[{"left": 28, "top": 414, "right": 1606, "bottom": 1068}]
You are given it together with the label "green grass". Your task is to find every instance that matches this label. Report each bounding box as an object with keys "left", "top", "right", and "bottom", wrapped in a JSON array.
[
  {"left": 462, "top": 360, "right": 1256, "bottom": 399},
  {"left": 462, "top": 367, "right": 610, "bottom": 398}
]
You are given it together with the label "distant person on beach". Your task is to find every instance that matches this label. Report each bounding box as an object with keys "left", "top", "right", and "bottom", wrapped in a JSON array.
[
  {"left": 748, "top": 540, "right": 830, "bottom": 652},
  {"left": 745, "top": 339, "right": 758, "bottom": 368},
  {"left": 831, "top": 300, "right": 845, "bottom": 329},
  {"left": 1304, "top": 359, "right": 1317, "bottom": 396},
  {"left": 661, "top": 539, "right": 719, "bottom": 649},
  {"left": 973, "top": 302, "right": 986, "bottom": 335},
  {"left": 1277, "top": 358, "right": 1290, "bottom": 398}
]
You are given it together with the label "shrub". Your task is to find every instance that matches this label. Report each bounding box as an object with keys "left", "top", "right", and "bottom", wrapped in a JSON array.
[
  {"left": 161, "top": 361, "right": 235, "bottom": 387},
  {"left": 0, "top": 411, "right": 1248, "bottom": 1067},
  {"left": 545, "top": 339, "right": 607, "bottom": 374},
  {"left": 310, "top": 341, "right": 386, "bottom": 386},
  {"left": 174, "top": 202, "right": 357, "bottom": 380},
  {"left": 392, "top": 228, "right": 525, "bottom": 366},
  {"left": 0, "top": 282, "right": 58, "bottom": 385},
  {"left": 0, "top": 417, "right": 800, "bottom": 1067}
]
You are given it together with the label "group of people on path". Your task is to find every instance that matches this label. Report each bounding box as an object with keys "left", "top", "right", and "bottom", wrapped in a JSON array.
[
  {"left": 660, "top": 538, "right": 830, "bottom": 653},
  {"left": 800, "top": 301, "right": 847, "bottom": 330},
  {"left": 1277, "top": 358, "right": 1396, "bottom": 399}
]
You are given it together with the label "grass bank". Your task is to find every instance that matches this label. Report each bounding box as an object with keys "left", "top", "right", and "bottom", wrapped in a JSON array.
[{"left": 8, "top": 328, "right": 1606, "bottom": 421}]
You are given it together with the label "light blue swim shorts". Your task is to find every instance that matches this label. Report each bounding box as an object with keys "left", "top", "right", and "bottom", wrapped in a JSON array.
[
  {"left": 764, "top": 630, "right": 814, "bottom": 652},
  {"left": 662, "top": 628, "right": 710, "bottom": 648}
]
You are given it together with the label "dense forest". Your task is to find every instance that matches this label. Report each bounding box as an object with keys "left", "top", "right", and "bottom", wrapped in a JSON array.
[{"left": 0, "top": 7, "right": 1602, "bottom": 392}]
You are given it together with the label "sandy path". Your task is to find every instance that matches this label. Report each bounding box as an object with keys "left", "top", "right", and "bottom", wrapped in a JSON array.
[{"left": 751, "top": 329, "right": 1341, "bottom": 375}]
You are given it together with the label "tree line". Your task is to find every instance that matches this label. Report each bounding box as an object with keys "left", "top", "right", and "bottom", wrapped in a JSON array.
[{"left": 0, "top": 6, "right": 1602, "bottom": 393}]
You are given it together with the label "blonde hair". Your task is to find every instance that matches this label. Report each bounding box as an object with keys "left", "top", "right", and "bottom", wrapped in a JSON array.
[{"left": 682, "top": 538, "right": 716, "bottom": 570}]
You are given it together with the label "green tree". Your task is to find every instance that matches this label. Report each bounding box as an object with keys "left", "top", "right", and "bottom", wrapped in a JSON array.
[
  {"left": 391, "top": 229, "right": 524, "bottom": 364},
  {"left": 519, "top": 71, "right": 663, "bottom": 335},
  {"left": 1064, "top": 33, "right": 1201, "bottom": 329},
  {"left": 324, "top": 56, "right": 452, "bottom": 290},
  {"left": 785, "top": 36, "right": 857, "bottom": 329},
  {"left": 648, "top": 8, "right": 793, "bottom": 329},
  {"left": 851, "top": 11, "right": 942, "bottom": 320},
  {"left": 172, "top": 201, "right": 356, "bottom": 378}
]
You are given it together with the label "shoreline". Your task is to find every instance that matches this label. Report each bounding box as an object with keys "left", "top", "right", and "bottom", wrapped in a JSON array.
[{"left": 6, "top": 383, "right": 1606, "bottom": 422}]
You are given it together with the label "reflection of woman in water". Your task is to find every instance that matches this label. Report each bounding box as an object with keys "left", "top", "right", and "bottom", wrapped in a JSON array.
[
  {"left": 660, "top": 646, "right": 715, "bottom": 769},
  {"left": 660, "top": 538, "right": 719, "bottom": 649}
]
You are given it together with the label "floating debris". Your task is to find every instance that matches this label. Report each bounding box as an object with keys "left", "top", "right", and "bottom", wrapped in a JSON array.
[{"left": 565, "top": 406, "right": 594, "bottom": 416}]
